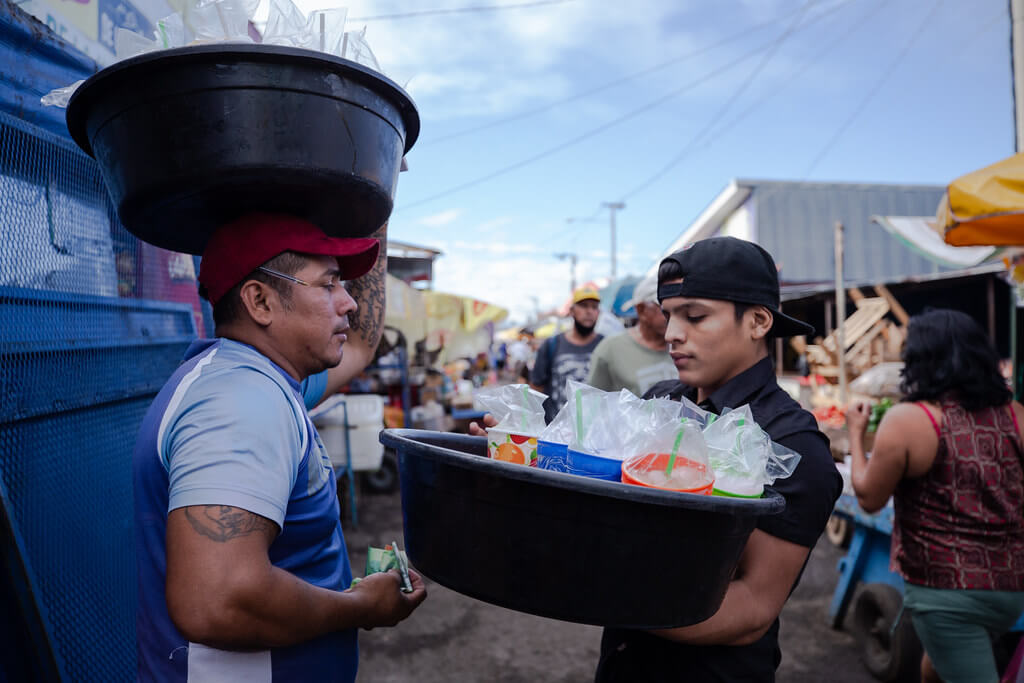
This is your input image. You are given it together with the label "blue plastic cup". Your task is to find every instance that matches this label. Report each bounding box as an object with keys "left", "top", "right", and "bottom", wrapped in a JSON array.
[
  {"left": 537, "top": 440, "right": 569, "bottom": 472},
  {"left": 566, "top": 448, "right": 622, "bottom": 482}
]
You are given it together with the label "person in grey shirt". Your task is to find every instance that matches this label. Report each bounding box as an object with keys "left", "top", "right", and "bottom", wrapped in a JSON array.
[
  {"left": 587, "top": 274, "right": 675, "bottom": 397},
  {"left": 531, "top": 286, "right": 604, "bottom": 422}
]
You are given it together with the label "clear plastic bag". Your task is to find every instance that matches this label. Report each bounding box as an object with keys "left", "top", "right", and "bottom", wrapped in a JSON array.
[
  {"left": 167, "top": 0, "right": 252, "bottom": 43},
  {"left": 474, "top": 384, "right": 548, "bottom": 436},
  {"left": 342, "top": 26, "right": 381, "bottom": 70},
  {"left": 263, "top": 0, "right": 348, "bottom": 54},
  {"left": 702, "top": 405, "right": 801, "bottom": 495},
  {"left": 40, "top": 81, "right": 85, "bottom": 108}
]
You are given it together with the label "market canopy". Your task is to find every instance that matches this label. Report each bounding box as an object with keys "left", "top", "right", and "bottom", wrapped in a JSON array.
[
  {"left": 872, "top": 216, "right": 996, "bottom": 268},
  {"left": 935, "top": 152, "right": 1024, "bottom": 246}
]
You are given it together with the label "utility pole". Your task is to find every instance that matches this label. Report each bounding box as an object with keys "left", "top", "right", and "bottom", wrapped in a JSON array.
[
  {"left": 834, "top": 221, "right": 847, "bottom": 406},
  {"left": 602, "top": 201, "right": 625, "bottom": 280},
  {"left": 1013, "top": 0, "right": 1024, "bottom": 151},
  {"left": 553, "top": 252, "right": 577, "bottom": 292}
]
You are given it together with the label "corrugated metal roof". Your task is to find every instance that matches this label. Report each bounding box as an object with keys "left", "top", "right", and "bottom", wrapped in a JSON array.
[{"left": 744, "top": 180, "right": 951, "bottom": 284}]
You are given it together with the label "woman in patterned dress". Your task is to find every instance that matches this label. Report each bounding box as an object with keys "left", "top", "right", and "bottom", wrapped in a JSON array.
[{"left": 847, "top": 308, "right": 1024, "bottom": 683}]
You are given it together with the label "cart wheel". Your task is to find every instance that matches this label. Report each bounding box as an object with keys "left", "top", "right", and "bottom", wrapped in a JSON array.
[
  {"left": 852, "top": 583, "right": 922, "bottom": 682},
  {"left": 826, "top": 515, "right": 853, "bottom": 548},
  {"left": 363, "top": 451, "right": 399, "bottom": 494}
]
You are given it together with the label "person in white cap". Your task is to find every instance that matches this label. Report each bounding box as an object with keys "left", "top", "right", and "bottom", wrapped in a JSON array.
[{"left": 586, "top": 273, "right": 675, "bottom": 397}]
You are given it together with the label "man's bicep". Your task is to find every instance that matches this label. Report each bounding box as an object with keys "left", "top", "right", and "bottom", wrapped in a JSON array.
[
  {"left": 173, "top": 504, "right": 279, "bottom": 545},
  {"left": 165, "top": 506, "right": 278, "bottom": 619}
]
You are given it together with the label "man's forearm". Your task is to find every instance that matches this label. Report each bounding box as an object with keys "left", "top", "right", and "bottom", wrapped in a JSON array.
[
  {"left": 649, "top": 576, "right": 771, "bottom": 647},
  {"left": 346, "top": 223, "right": 388, "bottom": 355},
  {"left": 194, "top": 565, "right": 371, "bottom": 649}
]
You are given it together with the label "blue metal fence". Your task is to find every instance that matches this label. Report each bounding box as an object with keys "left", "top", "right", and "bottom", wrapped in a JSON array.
[{"left": 0, "top": 5, "right": 208, "bottom": 679}]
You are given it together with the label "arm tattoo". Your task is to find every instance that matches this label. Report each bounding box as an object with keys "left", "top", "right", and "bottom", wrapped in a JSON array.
[
  {"left": 347, "top": 223, "right": 387, "bottom": 353},
  {"left": 184, "top": 505, "right": 277, "bottom": 543}
]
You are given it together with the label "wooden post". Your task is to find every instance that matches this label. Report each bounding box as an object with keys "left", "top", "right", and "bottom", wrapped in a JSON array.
[{"left": 835, "top": 221, "right": 847, "bottom": 406}]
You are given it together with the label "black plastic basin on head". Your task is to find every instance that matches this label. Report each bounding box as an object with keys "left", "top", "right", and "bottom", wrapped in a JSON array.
[
  {"left": 380, "top": 429, "right": 785, "bottom": 629},
  {"left": 66, "top": 44, "right": 419, "bottom": 254}
]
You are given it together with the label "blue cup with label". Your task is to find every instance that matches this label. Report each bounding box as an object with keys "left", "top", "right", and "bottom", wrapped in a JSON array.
[
  {"left": 566, "top": 448, "right": 622, "bottom": 482},
  {"left": 537, "top": 440, "right": 569, "bottom": 472}
]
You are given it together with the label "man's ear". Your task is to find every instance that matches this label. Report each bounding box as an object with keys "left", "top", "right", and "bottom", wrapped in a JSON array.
[
  {"left": 238, "top": 280, "right": 276, "bottom": 327},
  {"left": 749, "top": 306, "right": 773, "bottom": 341}
]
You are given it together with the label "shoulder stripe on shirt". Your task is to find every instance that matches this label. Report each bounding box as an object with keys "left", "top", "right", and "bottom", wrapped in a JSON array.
[{"left": 157, "top": 347, "right": 219, "bottom": 470}]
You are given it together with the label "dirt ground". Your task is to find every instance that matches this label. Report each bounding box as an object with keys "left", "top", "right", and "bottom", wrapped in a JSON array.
[{"left": 344, "top": 484, "right": 874, "bottom": 683}]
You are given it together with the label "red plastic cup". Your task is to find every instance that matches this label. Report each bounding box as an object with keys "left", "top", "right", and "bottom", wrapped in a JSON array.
[{"left": 621, "top": 453, "right": 714, "bottom": 495}]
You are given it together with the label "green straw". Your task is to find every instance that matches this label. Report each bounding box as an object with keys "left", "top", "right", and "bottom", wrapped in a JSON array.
[
  {"left": 521, "top": 384, "right": 529, "bottom": 432},
  {"left": 575, "top": 388, "right": 584, "bottom": 442},
  {"left": 733, "top": 417, "right": 745, "bottom": 456},
  {"left": 666, "top": 417, "right": 686, "bottom": 476}
]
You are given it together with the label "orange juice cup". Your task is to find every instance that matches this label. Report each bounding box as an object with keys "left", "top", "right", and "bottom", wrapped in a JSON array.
[
  {"left": 487, "top": 428, "right": 539, "bottom": 467},
  {"left": 621, "top": 453, "right": 714, "bottom": 495}
]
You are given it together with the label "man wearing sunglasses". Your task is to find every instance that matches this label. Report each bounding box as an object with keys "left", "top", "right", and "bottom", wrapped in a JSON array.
[{"left": 133, "top": 213, "right": 426, "bottom": 683}]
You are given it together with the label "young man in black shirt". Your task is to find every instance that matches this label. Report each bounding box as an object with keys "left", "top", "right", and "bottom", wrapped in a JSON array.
[{"left": 595, "top": 237, "right": 842, "bottom": 682}]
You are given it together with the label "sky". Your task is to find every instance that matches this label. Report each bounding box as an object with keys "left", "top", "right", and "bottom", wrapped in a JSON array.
[{"left": 283, "top": 0, "right": 1014, "bottom": 324}]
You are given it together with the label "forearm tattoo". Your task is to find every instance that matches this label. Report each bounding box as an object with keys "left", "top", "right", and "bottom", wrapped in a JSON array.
[
  {"left": 185, "top": 505, "right": 276, "bottom": 543},
  {"left": 347, "top": 223, "right": 387, "bottom": 353}
]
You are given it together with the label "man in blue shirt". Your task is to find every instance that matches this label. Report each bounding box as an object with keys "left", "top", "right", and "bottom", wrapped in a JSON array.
[{"left": 133, "top": 213, "right": 426, "bottom": 682}]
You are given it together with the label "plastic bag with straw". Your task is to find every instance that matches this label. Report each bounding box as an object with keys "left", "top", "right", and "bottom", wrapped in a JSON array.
[
  {"left": 263, "top": 0, "right": 348, "bottom": 55},
  {"left": 474, "top": 384, "right": 548, "bottom": 436},
  {"left": 622, "top": 416, "right": 713, "bottom": 493},
  {"left": 702, "top": 405, "right": 801, "bottom": 497}
]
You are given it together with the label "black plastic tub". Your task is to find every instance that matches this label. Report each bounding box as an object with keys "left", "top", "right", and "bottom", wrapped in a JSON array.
[
  {"left": 66, "top": 45, "right": 419, "bottom": 254},
  {"left": 380, "top": 429, "right": 785, "bottom": 629}
]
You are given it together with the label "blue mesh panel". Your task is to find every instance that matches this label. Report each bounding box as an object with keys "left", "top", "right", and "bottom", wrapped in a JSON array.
[{"left": 0, "top": 103, "right": 203, "bottom": 682}]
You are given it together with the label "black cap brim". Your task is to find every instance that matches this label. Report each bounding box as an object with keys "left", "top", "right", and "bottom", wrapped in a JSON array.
[{"left": 769, "top": 309, "right": 814, "bottom": 338}]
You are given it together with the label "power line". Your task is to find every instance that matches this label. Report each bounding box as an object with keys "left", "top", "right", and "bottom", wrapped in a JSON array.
[
  {"left": 694, "top": 0, "right": 889, "bottom": 153},
  {"left": 619, "top": 0, "right": 820, "bottom": 201},
  {"left": 396, "top": 1, "right": 854, "bottom": 212},
  {"left": 348, "top": 0, "right": 579, "bottom": 22},
  {"left": 802, "top": 0, "right": 946, "bottom": 177},
  {"left": 421, "top": 0, "right": 841, "bottom": 146}
]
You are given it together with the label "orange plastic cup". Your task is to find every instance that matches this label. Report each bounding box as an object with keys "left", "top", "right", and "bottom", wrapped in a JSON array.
[{"left": 621, "top": 453, "right": 714, "bottom": 495}]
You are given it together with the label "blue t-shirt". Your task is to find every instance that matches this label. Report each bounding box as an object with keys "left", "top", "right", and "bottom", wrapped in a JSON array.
[{"left": 133, "top": 338, "right": 355, "bottom": 682}]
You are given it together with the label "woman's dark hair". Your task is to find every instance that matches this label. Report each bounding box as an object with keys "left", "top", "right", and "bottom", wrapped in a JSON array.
[{"left": 900, "top": 308, "right": 1012, "bottom": 411}]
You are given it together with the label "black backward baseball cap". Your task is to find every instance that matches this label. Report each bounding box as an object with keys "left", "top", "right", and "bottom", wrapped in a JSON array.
[{"left": 657, "top": 236, "right": 814, "bottom": 338}]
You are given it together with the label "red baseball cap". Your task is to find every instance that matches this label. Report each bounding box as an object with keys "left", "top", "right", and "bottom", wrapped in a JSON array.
[{"left": 198, "top": 213, "right": 380, "bottom": 305}]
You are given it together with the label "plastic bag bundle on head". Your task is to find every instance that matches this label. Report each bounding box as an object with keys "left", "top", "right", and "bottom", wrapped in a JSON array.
[
  {"left": 474, "top": 384, "right": 548, "bottom": 436},
  {"left": 702, "top": 405, "right": 801, "bottom": 491},
  {"left": 42, "top": 0, "right": 389, "bottom": 107}
]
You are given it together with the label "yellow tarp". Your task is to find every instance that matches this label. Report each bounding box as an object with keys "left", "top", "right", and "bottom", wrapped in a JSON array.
[
  {"left": 384, "top": 275, "right": 427, "bottom": 352},
  {"left": 533, "top": 318, "right": 571, "bottom": 340},
  {"left": 936, "top": 152, "right": 1024, "bottom": 246},
  {"left": 463, "top": 297, "right": 508, "bottom": 332}
]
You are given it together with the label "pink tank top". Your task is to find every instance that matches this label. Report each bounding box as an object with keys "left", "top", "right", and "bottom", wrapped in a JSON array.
[{"left": 891, "top": 401, "right": 1024, "bottom": 590}]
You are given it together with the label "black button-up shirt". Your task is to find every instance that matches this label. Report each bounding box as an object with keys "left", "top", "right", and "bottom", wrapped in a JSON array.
[{"left": 597, "top": 356, "right": 842, "bottom": 683}]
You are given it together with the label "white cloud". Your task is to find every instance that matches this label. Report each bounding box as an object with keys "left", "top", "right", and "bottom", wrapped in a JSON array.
[
  {"left": 433, "top": 248, "right": 571, "bottom": 323},
  {"left": 418, "top": 208, "right": 463, "bottom": 227}
]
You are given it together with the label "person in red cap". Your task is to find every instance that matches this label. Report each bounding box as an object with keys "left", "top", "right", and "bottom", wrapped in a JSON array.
[{"left": 132, "top": 213, "right": 425, "bottom": 683}]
